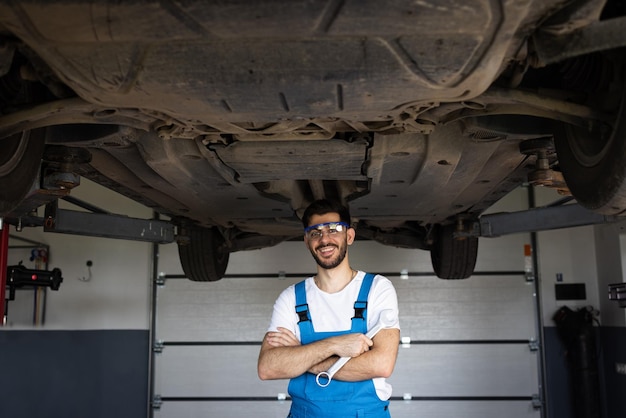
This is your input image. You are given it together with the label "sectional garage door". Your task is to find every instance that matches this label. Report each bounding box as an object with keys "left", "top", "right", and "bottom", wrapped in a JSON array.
[{"left": 151, "top": 222, "right": 543, "bottom": 418}]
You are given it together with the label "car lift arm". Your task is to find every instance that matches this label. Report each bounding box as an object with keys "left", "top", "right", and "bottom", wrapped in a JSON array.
[
  {"left": 40, "top": 200, "right": 176, "bottom": 244},
  {"left": 470, "top": 203, "right": 620, "bottom": 238},
  {"left": 8, "top": 199, "right": 620, "bottom": 243},
  {"left": 5, "top": 199, "right": 175, "bottom": 244}
]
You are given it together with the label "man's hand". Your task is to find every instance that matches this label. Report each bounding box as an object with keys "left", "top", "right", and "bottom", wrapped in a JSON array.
[
  {"left": 265, "top": 327, "right": 301, "bottom": 347},
  {"left": 305, "top": 333, "right": 374, "bottom": 374},
  {"left": 330, "top": 333, "right": 373, "bottom": 358}
]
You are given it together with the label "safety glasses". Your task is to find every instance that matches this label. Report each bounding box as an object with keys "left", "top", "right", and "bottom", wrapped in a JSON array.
[{"left": 304, "top": 222, "right": 349, "bottom": 240}]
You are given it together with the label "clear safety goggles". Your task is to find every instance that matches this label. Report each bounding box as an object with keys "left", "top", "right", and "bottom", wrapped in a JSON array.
[{"left": 304, "top": 222, "right": 349, "bottom": 240}]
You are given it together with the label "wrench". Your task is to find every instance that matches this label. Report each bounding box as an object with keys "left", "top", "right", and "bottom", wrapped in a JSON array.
[{"left": 315, "top": 309, "right": 397, "bottom": 387}]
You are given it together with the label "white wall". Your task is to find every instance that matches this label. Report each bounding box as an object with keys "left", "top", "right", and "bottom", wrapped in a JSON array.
[{"left": 5, "top": 178, "right": 153, "bottom": 329}]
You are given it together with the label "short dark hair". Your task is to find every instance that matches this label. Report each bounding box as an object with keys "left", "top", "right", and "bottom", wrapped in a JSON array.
[{"left": 301, "top": 199, "right": 351, "bottom": 229}]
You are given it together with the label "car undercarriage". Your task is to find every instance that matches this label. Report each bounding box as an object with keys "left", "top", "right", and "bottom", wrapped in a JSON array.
[{"left": 1, "top": 0, "right": 625, "bottom": 280}]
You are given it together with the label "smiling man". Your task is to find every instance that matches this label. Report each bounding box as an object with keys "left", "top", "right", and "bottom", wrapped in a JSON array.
[{"left": 258, "top": 199, "right": 401, "bottom": 418}]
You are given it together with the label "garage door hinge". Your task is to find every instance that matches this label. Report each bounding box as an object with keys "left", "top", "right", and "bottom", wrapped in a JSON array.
[
  {"left": 528, "top": 338, "right": 540, "bottom": 352},
  {"left": 153, "top": 340, "right": 164, "bottom": 354},
  {"left": 532, "top": 394, "right": 543, "bottom": 409},
  {"left": 155, "top": 273, "right": 166, "bottom": 287},
  {"left": 152, "top": 395, "right": 162, "bottom": 410}
]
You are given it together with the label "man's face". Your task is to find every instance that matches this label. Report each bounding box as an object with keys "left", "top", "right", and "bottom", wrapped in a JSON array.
[{"left": 304, "top": 213, "right": 354, "bottom": 270}]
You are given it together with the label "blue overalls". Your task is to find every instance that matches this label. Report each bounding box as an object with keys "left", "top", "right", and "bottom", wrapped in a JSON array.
[{"left": 287, "top": 273, "right": 391, "bottom": 418}]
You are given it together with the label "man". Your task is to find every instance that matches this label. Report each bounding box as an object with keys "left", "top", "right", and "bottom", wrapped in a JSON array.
[{"left": 258, "top": 199, "right": 400, "bottom": 418}]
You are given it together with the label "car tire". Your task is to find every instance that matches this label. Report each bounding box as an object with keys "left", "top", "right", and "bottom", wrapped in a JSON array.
[
  {"left": 554, "top": 93, "right": 626, "bottom": 215},
  {"left": 0, "top": 129, "right": 46, "bottom": 215},
  {"left": 554, "top": 54, "right": 626, "bottom": 215},
  {"left": 430, "top": 224, "right": 478, "bottom": 279},
  {"left": 178, "top": 226, "right": 230, "bottom": 281}
]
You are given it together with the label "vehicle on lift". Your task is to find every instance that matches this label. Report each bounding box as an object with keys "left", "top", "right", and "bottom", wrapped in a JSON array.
[{"left": 1, "top": 1, "right": 625, "bottom": 281}]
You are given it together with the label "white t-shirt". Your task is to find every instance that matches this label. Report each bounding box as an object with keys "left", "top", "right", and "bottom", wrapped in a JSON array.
[{"left": 267, "top": 271, "right": 400, "bottom": 400}]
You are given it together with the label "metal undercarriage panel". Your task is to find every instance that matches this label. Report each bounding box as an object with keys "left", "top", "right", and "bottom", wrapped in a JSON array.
[
  {"left": 66, "top": 122, "right": 533, "bottom": 238},
  {"left": 0, "top": 0, "right": 554, "bottom": 131}
]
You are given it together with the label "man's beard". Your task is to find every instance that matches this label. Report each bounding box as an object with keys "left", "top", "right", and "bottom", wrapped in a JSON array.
[{"left": 310, "top": 241, "right": 348, "bottom": 269}]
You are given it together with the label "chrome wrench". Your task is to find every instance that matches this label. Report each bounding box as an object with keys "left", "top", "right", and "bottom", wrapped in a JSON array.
[{"left": 315, "top": 309, "right": 397, "bottom": 387}]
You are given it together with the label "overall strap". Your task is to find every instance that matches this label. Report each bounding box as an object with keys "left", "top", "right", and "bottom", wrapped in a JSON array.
[
  {"left": 351, "top": 272, "right": 375, "bottom": 333},
  {"left": 294, "top": 280, "right": 314, "bottom": 339}
]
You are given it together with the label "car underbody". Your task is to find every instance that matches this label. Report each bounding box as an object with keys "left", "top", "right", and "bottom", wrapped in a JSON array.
[{"left": 1, "top": 0, "right": 626, "bottom": 280}]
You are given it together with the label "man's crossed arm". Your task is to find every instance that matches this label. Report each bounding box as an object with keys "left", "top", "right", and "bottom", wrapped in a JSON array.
[{"left": 257, "top": 328, "right": 400, "bottom": 382}]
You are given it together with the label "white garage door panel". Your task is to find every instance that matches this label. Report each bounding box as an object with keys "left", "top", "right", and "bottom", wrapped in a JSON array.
[
  {"left": 395, "top": 276, "right": 536, "bottom": 340},
  {"left": 154, "top": 401, "right": 291, "bottom": 418},
  {"left": 156, "top": 277, "right": 301, "bottom": 341},
  {"left": 154, "top": 346, "right": 288, "bottom": 397},
  {"left": 154, "top": 400, "right": 538, "bottom": 418},
  {"left": 154, "top": 344, "right": 537, "bottom": 399},
  {"left": 390, "top": 400, "right": 539, "bottom": 418},
  {"left": 155, "top": 275, "right": 535, "bottom": 342},
  {"left": 389, "top": 345, "right": 538, "bottom": 396}
]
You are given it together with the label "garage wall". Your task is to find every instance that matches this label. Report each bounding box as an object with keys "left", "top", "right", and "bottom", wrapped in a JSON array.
[
  {"left": 5, "top": 178, "right": 153, "bottom": 329},
  {"left": 601, "top": 224, "right": 626, "bottom": 327},
  {"left": 0, "top": 329, "right": 149, "bottom": 418},
  {"left": 533, "top": 188, "right": 625, "bottom": 418},
  {"left": 2, "top": 179, "right": 152, "bottom": 418},
  {"left": 597, "top": 223, "right": 626, "bottom": 418},
  {"left": 2, "top": 182, "right": 624, "bottom": 418}
]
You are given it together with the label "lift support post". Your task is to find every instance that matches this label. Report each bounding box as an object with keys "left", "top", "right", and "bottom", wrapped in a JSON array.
[{"left": 0, "top": 219, "right": 9, "bottom": 325}]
